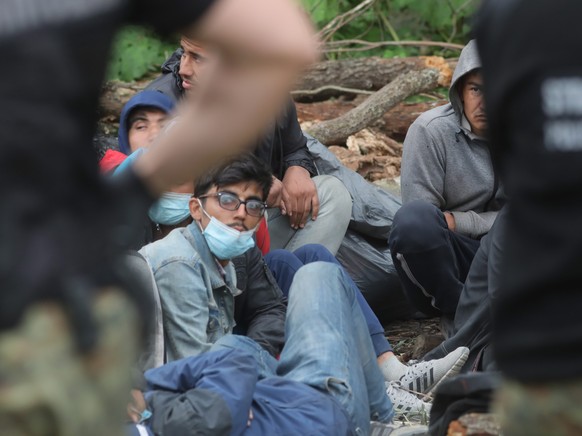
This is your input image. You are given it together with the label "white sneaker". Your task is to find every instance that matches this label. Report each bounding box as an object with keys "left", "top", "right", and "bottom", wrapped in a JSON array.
[
  {"left": 385, "top": 381, "right": 431, "bottom": 424},
  {"left": 370, "top": 421, "right": 428, "bottom": 436},
  {"left": 399, "top": 346, "right": 469, "bottom": 395}
]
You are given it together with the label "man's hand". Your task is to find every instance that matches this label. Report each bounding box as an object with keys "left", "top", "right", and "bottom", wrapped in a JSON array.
[
  {"left": 444, "top": 211, "right": 456, "bottom": 232},
  {"left": 266, "top": 176, "right": 285, "bottom": 211},
  {"left": 281, "top": 166, "right": 319, "bottom": 229},
  {"left": 127, "top": 389, "right": 147, "bottom": 424}
]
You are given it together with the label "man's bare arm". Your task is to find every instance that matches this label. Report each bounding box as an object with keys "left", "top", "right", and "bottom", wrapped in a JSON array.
[
  {"left": 189, "top": 0, "right": 318, "bottom": 69},
  {"left": 134, "top": 0, "right": 318, "bottom": 197}
]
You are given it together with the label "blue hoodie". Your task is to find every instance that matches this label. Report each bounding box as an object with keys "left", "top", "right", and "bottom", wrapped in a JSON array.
[{"left": 118, "top": 90, "right": 175, "bottom": 155}]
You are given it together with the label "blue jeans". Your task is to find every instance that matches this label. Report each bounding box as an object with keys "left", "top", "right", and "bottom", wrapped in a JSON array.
[
  {"left": 265, "top": 244, "right": 393, "bottom": 357},
  {"left": 212, "top": 263, "right": 394, "bottom": 434}
]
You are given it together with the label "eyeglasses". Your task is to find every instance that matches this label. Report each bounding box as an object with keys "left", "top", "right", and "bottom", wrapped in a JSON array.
[{"left": 199, "top": 192, "right": 267, "bottom": 217}]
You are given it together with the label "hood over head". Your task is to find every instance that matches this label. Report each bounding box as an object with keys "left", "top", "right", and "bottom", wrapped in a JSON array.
[
  {"left": 449, "top": 39, "right": 483, "bottom": 120},
  {"left": 118, "top": 90, "right": 175, "bottom": 155}
]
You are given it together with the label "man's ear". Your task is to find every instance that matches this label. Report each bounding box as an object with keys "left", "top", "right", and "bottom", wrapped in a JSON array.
[{"left": 189, "top": 197, "right": 202, "bottom": 221}]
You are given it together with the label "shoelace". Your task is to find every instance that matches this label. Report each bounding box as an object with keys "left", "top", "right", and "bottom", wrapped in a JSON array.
[
  {"left": 386, "top": 381, "right": 434, "bottom": 406},
  {"left": 385, "top": 383, "right": 431, "bottom": 426}
]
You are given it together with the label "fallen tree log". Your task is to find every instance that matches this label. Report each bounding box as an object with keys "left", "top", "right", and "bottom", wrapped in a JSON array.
[
  {"left": 99, "top": 57, "right": 453, "bottom": 118},
  {"left": 293, "top": 56, "right": 452, "bottom": 101},
  {"left": 296, "top": 97, "right": 447, "bottom": 142},
  {"left": 99, "top": 80, "right": 145, "bottom": 119},
  {"left": 381, "top": 99, "right": 446, "bottom": 142},
  {"left": 305, "top": 69, "right": 440, "bottom": 145}
]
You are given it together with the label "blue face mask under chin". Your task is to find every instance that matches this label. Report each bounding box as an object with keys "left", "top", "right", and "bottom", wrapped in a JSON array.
[
  {"left": 198, "top": 201, "right": 257, "bottom": 260},
  {"left": 148, "top": 192, "right": 192, "bottom": 225}
]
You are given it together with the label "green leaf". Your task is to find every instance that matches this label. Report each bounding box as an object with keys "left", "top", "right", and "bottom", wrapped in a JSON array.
[{"left": 106, "top": 26, "right": 177, "bottom": 82}]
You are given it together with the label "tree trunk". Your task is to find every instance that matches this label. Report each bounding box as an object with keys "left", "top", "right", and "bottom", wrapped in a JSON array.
[
  {"left": 305, "top": 69, "right": 440, "bottom": 145},
  {"left": 296, "top": 97, "right": 447, "bottom": 142},
  {"left": 293, "top": 56, "right": 452, "bottom": 101},
  {"left": 99, "top": 57, "right": 453, "bottom": 118},
  {"left": 99, "top": 81, "right": 145, "bottom": 119},
  {"left": 381, "top": 99, "right": 447, "bottom": 142}
]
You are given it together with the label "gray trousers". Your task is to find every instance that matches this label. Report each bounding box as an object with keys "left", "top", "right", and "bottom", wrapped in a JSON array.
[{"left": 267, "top": 175, "right": 352, "bottom": 255}]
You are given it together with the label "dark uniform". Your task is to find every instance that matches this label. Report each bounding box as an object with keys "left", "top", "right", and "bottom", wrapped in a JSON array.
[
  {"left": 477, "top": 0, "right": 582, "bottom": 433},
  {"left": 0, "top": 1, "right": 215, "bottom": 434}
]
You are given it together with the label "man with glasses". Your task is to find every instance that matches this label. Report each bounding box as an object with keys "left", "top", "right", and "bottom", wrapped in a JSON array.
[
  {"left": 140, "top": 153, "right": 287, "bottom": 361},
  {"left": 146, "top": 35, "right": 353, "bottom": 256}
]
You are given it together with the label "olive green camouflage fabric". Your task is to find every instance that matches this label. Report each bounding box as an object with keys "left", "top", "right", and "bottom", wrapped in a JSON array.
[
  {"left": 494, "top": 378, "right": 582, "bottom": 436},
  {"left": 0, "top": 290, "right": 139, "bottom": 436}
]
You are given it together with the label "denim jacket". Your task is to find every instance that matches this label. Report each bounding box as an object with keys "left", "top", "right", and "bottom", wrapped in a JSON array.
[{"left": 140, "top": 222, "right": 241, "bottom": 362}]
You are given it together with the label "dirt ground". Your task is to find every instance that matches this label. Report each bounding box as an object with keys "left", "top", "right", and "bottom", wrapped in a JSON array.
[{"left": 386, "top": 317, "right": 444, "bottom": 361}]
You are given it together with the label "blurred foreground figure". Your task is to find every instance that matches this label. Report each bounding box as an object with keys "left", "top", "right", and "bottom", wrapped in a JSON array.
[
  {"left": 0, "top": 0, "right": 317, "bottom": 434},
  {"left": 476, "top": 1, "right": 582, "bottom": 434}
]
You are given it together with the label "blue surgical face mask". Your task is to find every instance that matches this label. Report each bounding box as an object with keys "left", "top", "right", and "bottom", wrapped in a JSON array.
[
  {"left": 148, "top": 192, "right": 192, "bottom": 225},
  {"left": 198, "top": 201, "right": 256, "bottom": 260}
]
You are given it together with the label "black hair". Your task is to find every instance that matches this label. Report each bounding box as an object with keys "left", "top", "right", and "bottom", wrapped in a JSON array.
[{"left": 194, "top": 153, "right": 273, "bottom": 200}]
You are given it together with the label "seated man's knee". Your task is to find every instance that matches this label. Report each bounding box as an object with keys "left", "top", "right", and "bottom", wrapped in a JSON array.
[
  {"left": 294, "top": 261, "right": 337, "bottom": 279},
  {"left": 265, "top": 249, "right": 301, "bottom": 268},
  {"left": 313, "top": 175, "right": 352, "bottom": 213},
  {"left": 290, "top": 262, "right": 353, "bottom": 303},
  {"left": 390, "top": 200, "right": 446, "bottom": 251},
  {"left": 294, "top": 244, "right": 336, "bottom": 263}
]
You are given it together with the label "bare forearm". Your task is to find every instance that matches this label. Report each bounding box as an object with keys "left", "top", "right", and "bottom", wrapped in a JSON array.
[{"left": 186, "top": 0, "right": 318, "bottom": 69}]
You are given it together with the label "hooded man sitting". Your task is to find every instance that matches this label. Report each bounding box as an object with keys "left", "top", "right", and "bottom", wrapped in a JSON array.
[
  {"left": 99, "top": 90, "right": 175, "bottom": 174},
  {"left": 389, "top": 40, "right": 505, "bottom": 330}
]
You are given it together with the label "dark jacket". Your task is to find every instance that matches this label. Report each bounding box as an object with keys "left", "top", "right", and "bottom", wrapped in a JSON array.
[
  {"left": 476, "top": 0, "right": 582, "bottom": 382},
  {"left": 145, "top": 50, "right": 317, "bottom": 179},
  {"left": 233, "top": 247, "right": 287, "bottom": 357},
  {"left": 140, "top": 223, "right": 286, "bottom": 361},
  {"left": 141, "top": 348, "right": 352, "bottom": 436}
]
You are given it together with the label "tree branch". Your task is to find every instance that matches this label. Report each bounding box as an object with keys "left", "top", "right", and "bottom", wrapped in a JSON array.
[
  {"left": 305, "top": 69, "right": 439, "bottom": 145},
  {"left": 324, "top": 39, "right": 464, "bottom": 53},
  {"left": 318, "top": 0, "right": 376, "bottom": 42},
  {"left": 292, "top": 85, "right": 374, "bottom": 99}
]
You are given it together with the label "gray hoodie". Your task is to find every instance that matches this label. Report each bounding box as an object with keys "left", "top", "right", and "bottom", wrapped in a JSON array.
[{"left": 400, "top": 40, "right": 504, "bottom": 238}]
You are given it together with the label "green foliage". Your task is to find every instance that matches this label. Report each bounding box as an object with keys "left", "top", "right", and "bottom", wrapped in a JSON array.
[
  {"left": 108, "top": 2, "right": 477, "bottom": 81},
  {"left": 300, "top": 0, "right": 478, "bottom": 58},
  {"left": 304, "top": 0, "right": 343, "bottom": 25},
  {"left": 107, "top": 26, "right": 177, "bottom": 82}
]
